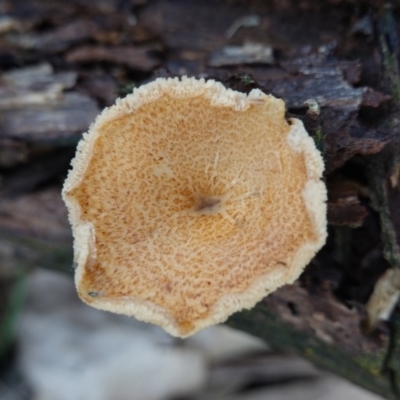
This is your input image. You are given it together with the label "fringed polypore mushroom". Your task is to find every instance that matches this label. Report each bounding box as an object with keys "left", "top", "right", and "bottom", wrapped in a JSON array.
[{"left": 62, "top": 77, "right": 327, "bottom": 337}]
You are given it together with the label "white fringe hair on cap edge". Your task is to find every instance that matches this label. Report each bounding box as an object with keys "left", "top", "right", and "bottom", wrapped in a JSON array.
[{"left": 62, "top": 77, "right": 327, "bottom": 338}]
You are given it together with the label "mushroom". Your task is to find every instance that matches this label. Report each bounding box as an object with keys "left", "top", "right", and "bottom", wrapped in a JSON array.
[{"left": 62, "top": 77, "right": 327, "bottom": 337}]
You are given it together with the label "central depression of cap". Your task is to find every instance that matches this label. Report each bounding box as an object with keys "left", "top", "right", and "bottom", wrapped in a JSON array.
[{"left": 64, "top": 78, "right": 325, "bottom": 337}]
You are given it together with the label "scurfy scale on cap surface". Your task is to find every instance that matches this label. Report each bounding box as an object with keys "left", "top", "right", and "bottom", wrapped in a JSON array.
[{"left": 62, "top": 77, "right": 327, "bottom": 337}]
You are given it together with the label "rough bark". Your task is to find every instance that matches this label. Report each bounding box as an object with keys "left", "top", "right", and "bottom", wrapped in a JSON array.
[{"left": 1, "top": 0, "right": 400, "bottom": 398}]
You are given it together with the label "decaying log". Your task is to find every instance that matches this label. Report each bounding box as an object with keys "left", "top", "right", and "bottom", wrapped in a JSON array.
[{"left": 2, "top": 0, "right": 400, "bottom": 398}]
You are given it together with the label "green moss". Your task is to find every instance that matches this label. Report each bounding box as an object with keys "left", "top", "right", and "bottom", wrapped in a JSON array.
[
  {"left": 117, "top": 83, "right": 137, "bottom": 98},
  {"left": 314, "top": 127, "right": 324, "bottom": 153},
  {"left": 227, "top": 303, "right": 396, "bottom": 399},
  {"left": 0, "top": 273, "right": 27, "bottom": 363},
  {"left": 240, "top": 74, "right": 255, "bottom": 85},
  {"left": 356, "top": 351, "right": 387, "bottom": 377}
]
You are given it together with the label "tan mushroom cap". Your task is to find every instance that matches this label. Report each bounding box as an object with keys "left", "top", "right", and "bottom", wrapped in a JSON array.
[{"left": 62, "top": 77, "right": 327, "bottom": 337}]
